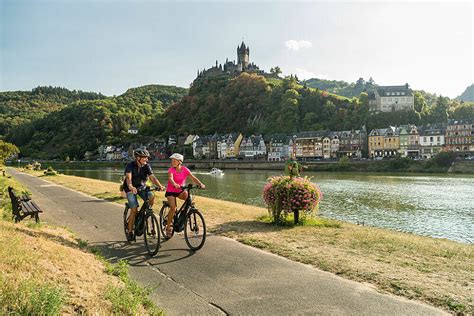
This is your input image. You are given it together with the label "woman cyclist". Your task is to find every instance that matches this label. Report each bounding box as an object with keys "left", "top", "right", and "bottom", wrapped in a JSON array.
[{"left": 164, "top": 153, "right": 205, "bottom": 238}]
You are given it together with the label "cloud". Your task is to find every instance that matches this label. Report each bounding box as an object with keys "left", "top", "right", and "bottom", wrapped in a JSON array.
[
  {"left": 295, "top": 68, "right": 328, "bottom": 80},
  {"left": 285, "top": 40, "right": 313, "bottom": 51}
]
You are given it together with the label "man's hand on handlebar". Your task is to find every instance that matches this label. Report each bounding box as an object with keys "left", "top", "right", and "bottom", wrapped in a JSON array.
[{"left": 151, "top": 185, "right": 165, "bottom": 191}]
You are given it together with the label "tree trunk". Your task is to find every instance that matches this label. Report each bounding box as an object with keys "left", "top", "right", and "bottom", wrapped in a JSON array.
[{"left": 294, "top": 210, "right": 299, "bottom": 224}]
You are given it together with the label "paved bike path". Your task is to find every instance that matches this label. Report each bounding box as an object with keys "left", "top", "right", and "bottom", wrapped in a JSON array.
[{"left": 9, "top": 168, "right": 447, "bottom": 315}]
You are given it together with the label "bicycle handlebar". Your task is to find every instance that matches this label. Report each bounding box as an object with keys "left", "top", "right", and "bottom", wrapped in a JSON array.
[
  {"left": 137, "top": 185, "right": 162, "bottom": 192},
  {"left": 180, "top": 184, "right": 203, "bottom": 190}
]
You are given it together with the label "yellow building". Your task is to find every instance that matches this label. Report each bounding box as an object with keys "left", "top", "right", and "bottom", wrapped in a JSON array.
[{"left": 368, "top": 126, "right": 399, "bottom": 158}]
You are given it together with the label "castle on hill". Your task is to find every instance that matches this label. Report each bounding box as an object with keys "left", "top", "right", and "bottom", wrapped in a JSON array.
[{"left": 195, "top": 41, "right": 266, "bottom": 80}]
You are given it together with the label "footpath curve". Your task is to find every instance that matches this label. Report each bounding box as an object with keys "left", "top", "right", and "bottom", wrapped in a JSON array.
[{"left": 8, "top": 168, "right": 447, "bottom": 315}]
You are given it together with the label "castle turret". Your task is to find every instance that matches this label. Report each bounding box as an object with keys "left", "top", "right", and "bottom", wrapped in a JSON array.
[{"left": 237, "top": 41, "right": 250, "bottom": 71}]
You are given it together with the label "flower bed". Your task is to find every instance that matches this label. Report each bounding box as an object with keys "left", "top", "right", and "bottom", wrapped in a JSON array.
[{"left": 263, "top": 175, "right": 322, "bottom": 224}]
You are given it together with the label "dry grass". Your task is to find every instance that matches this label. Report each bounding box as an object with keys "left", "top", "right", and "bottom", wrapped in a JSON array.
[
  {"left": 0, "top": 221, "right": 119, "bottom": 314},
  {"left": 1, "top": 170, "right": 162, "bottom": 315},
  {"left": 22, "top": 170, "right": 474, "bottom": 314}
]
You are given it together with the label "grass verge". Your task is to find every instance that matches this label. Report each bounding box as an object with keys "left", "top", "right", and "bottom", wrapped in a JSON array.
[
  {"left": 16, "top": 169, "right": 474, "bottom": 314},
  {"left": 0, "top": 169, "right": 163, "bottom": 315}
]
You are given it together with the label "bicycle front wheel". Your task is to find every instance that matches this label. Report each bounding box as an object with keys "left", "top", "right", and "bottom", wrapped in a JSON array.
[
  {"left": 184, "top": 209, "right": 206, "bottom": 251},
  {"left": 144, "top": 213, "right": 161, "bottom": 256}
]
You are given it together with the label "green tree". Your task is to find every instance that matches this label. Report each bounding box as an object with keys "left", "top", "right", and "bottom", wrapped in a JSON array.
[
  {"left": 277, "top": 89, "right": 300, "bottom": 132},
  {"left": 430, "top": 96, "right": 450, "bottom": 123},
  {"left": 270, "top": 66, "right": 282, "bottom": 77},
  {"left": 0, "top": 140, "right": 19, "bottom": 163},
  {"left": 413, "top": 91, "right": 428, "bottom": 113}
]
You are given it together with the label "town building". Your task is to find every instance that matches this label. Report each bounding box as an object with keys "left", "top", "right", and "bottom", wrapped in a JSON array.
[
  {"left": 368, "top": 126, "right": 399, "bottom": 158},
  {"left": 368, "top": 84, "right": 414, "bottom": 112},
  {"left": 266, "top": 134, "right": 292, "bottom": 161},
  {"left": 333, "top": 128, "right": 367, "bottom": 158},
  {"left": 419, "top": 124, "right": 445, "bottom": 159},
  {"left": 398, "top": 125, "right": 420, "bottom": 158},
  {"left": 446, "top": 119, "right": 473, "bottom": 153},
  {"left": 239, "top": 135, "right": 267, "bottom": 159}
]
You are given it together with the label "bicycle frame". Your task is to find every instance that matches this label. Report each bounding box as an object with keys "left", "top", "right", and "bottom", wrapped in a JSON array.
[
  {"left": 130, "top": 186, "right": 158, "bottom": 235},
  {"left": 160, "top": 184, "right": 206, "bottom": 250},
  {"left": 171, "top": 185, "right": 196, "bottom": 231}
]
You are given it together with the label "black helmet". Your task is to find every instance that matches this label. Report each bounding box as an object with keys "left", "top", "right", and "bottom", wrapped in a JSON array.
[{"left": 133, "top": 149, "right": 150, "bottom": 159}]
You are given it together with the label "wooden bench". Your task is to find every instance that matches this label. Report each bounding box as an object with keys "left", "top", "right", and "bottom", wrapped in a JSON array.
[{"left": 7, "top": 186, "right": 42, "bottom": 223}]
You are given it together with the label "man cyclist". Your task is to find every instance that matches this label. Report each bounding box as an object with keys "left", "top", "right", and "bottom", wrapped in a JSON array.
[{"left": 123, "top": 149, "right": 165, "bottom": 241}]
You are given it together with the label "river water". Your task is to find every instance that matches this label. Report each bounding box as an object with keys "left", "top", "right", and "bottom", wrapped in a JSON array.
[{"left": 50, "top": 164, "right": 473, "bottom": 244}]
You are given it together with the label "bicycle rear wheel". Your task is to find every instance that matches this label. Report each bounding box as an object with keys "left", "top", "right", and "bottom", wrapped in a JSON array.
[
  {"left": 123, "top": 205, "right": 131, "bottom": 239},
  {"left": 184, "top": 209, "right": 206, "bottom": 251},
  {"left": 159, "top": 204, "right": 174, "bottom": 239},
  {"left": 144, "top": 213, "right": 161, "bottom": 256}
]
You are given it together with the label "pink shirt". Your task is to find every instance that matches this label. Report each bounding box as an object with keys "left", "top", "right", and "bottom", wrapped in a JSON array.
[{"left": 166, "top": 166, "right": 191, "bottom": 193}]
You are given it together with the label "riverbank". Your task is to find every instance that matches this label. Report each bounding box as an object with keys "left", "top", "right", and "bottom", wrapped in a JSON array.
[
  {"left": 10, "top": 159, "right": 474, "bottom": 174},
  {"left": 16, "top": 168, "right": 474, "bottom": 314}
]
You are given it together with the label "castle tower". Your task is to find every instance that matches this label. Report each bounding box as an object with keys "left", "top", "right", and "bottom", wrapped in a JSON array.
[{"left": 237, "top": 41, "right": 250, "bottom": 71}]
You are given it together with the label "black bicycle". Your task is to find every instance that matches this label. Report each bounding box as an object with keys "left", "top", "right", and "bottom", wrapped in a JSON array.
[
  {"left": 123, "top": 186, "right": 161, "bottom": 256},
  {"left": 159, "top": 184, "right": 206, "bottom": 251}
]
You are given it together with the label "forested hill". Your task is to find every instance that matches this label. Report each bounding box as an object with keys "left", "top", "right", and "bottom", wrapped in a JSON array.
[
  {"left": 302, "top": 77, "right": 376, "bottom": 98},
  {"left": 143, "top": 73, "right": 472, "bottom": 138},
  {"left": 3, "top": 76, "right": 472, "bottom": 160},
  {"left": 118, "top": 84, "right": 189, "bottom": 109},
  {"left": 142, "top": 73, "right": 358, "bottom": 136},
  {"left": 458, "top": 84, "right": 474, "bottom": 102},
  {"left": 3, "top": 84, "right": 188, "bottom": 159},
  {"left": 0, "top": 86, "right": 107, "bottom": 135}
]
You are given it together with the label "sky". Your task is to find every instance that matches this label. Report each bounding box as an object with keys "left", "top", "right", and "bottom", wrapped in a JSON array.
[{"left": 0, "top": 0, "right": 472, "bottom": 98}]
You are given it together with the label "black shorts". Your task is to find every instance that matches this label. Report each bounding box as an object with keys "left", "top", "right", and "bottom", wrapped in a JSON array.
[{"left": 165, "top": 191, "right": 183, "bottom": 197}]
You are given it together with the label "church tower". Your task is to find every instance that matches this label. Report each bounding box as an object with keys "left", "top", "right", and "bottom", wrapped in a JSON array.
[{"left": 237, "top": 41, "right": 250, "bottom": 71}]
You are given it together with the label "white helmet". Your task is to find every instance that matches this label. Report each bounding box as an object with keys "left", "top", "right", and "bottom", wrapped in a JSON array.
[{"left": 170, "top": 153, "right": 184, "bottom": 163}]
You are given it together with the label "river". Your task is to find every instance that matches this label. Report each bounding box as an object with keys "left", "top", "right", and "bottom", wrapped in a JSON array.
[{"left": 48, "top": 164, "right": 473, "bottom": 244}]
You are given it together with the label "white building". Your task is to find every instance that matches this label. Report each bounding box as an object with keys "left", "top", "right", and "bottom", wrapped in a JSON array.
[
  {"left": 419, "top": 125, "right": 445, "bottom": 159},
  {"left": 369, "top": 84, "right": 414, "bottom": 112}
]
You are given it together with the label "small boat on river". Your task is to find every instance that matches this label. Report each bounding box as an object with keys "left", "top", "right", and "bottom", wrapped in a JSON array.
[{"left": 210, "top": 168, "right": 224, "bottom": 176}]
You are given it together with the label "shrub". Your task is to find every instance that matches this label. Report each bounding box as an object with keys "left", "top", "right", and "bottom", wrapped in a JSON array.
[
  {"left": 432, "top": 151, "right": 456, "bottom": 167},
  {"left": 263, "top": 175, "right": 322, "bottom": 224},
  {"left": 44, "top": 166, "right": 58, "bottom": 176}
]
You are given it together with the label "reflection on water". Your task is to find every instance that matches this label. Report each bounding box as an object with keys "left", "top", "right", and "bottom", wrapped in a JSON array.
[{"left": 53, "top": 164, "right": 474, "bottom": 244}]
